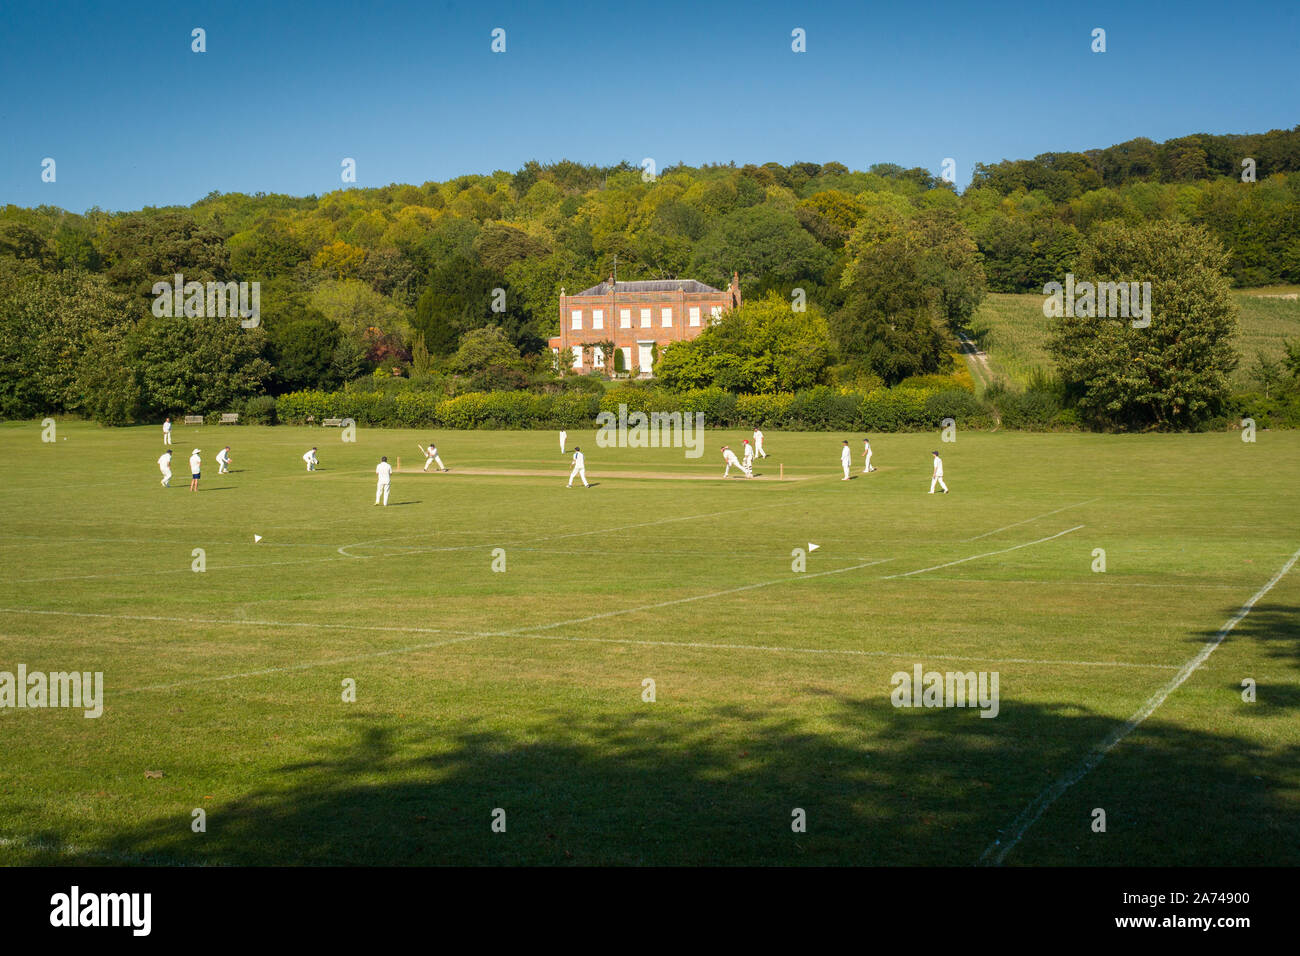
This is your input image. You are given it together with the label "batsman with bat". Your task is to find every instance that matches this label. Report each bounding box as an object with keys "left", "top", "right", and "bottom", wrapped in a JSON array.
[{"left": 419, "top": 441, "right": 447, "bottom": 472}]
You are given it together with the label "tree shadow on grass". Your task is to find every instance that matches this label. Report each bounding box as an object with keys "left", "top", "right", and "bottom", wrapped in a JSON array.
[{"left": 31, "top": 688, "right": 1300, "bottom": 867}]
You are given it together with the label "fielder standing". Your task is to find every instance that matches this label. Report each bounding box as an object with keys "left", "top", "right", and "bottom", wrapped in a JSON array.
[
  {"left": 158, "top": 449, "right": 173, "bottom": 487},
  {"left": 863, "top": 437, "right": 875, "bottom": 474},
  {"left": 741, "top": 439, "right": 755, "bottom": 472},
  {"left": 375, "top": 455, "right": 393, "bottom": 506},
  {"left": 753, "top": 427, "right": 767, "bottom": 459},
  {"left": 560, "top": 429, "right": 568, "bottom": 455},
  {"left": 930, "top": 451, "right": 949, "bottom": 494},
  {"left": 568, "top": 446, "right": 589, "bottom": 488},
  {"left": 162, "top": 417, "right": 173, "bottom": 446},
  {"left": 189, "top": 449, "right": 202, "bottom": 492},
  {"left": 840, "top": 440, "right": 852, "bottom": 481}
]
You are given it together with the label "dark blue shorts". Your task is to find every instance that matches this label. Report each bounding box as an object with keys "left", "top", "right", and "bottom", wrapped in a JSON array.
[{"left": 192, "top": 472, "right": 200, "bottom": 480}]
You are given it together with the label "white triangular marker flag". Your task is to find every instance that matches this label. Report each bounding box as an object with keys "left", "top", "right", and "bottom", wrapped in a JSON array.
[
  {"left": 808, "top": 542, "right": 819, "bottom": 552},
  {"left": 254, "top": 535, "right": 262, "bottom": 543}
]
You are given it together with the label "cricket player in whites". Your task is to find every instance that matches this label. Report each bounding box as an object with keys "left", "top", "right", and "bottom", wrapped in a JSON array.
[
  {"left": 162, "top": 416, "right": 173, "bottom": 445},
  {"left": 840, "top": 440, "right": 852, "bottom": 480},
  {"left": 752, "top": 427, "right": 767, "bottom": 459},
  {"left": 722, "top": 445, "right": 752, "bottom": 478},
  {"left": 568, "top": 446, "right": 589, "bottom": 488},
  {"left": 559, "top": 429, "right": 568, "bottom": 455},
  {"left": 375, "top": 455, "right": 393, "bottom": 506},
  {"left": 419, "top": 441, "right": 447, "bottom": 472},
  {"left": 189, "top": 449, "right": 202, "bottom": 492},
  {"left": 863, "top": 437, "right": 876, "bottom": 474},
  {"left": 158, "top": 449, "right": 173, "bottom": 487},
  {"left": 930, "top": 451, "right": 949, "bottom": 494},
  {"left": 216, "top": 445, "right": 232, "bottom": 474},
  {"left": 303, "top": 447, "right": 318, "bottom": 472},
  {"left": 741, "top": 439, "right": 755, "bottom": 473}
]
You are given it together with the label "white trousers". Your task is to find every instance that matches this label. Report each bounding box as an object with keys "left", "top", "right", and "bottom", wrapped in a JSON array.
[
  {"left": 218, "top": 462, "right": 229, "bottom": 474},
  {"left": 306, "top": 460, "right": 316, "bottom": 471},
  {"left": 755, "top": 439, "right": 766, "bottom": 457},
  {"left": 863, "top": 452, "right": 872, "bottom": 473},
  {"left": 842, "top": 461, "right": 851, "bottom": 479},
  {"left": 560, "top": 433, "right": 567, "bottom": 454},
  {"left": 423, "top": 455, "right": 444, "bottom": 471},
  {"left": 376, "top": 480, "right": 390, "bottom": 505},
  {"left": 568, "top": 464, "right": 587, "bottom": 487},
  {"left": 160, "top": 468, "right": 171, "bottom": 486},
  {"left": 930, "top": 475, "right": 948, "bottom": 493},
  {"left": 163, "top": 433, "right": 172, "bottom": 445}
]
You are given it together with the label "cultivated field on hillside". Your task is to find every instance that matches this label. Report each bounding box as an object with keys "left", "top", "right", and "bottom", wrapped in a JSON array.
[{"left": 967, "top": 288, "right": 1300, "bottom": 391}]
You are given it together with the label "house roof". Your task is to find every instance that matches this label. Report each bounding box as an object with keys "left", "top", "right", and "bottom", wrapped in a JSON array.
[{"left": 575, "top": 279, "right": 721, "bottom": 296}]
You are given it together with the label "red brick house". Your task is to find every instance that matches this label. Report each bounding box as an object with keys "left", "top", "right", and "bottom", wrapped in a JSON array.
[{"left": 549, "top": 273, "right": 742, "bottom": 377}]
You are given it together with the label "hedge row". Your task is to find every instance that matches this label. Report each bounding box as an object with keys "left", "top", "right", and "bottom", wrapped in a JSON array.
[{"left": 275, "top": 385, "right": 1017, "bottom": 431}]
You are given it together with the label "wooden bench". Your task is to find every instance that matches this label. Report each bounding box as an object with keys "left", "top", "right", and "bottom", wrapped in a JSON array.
[
  {"left": 321, "top": 418, "right": 345, "bottom": 427},
  {"left": 219, "top": 413, "right": 239, "bottom": 424},
  {"left": 183, "top": 415, "right": 203, "bottom": 425}
]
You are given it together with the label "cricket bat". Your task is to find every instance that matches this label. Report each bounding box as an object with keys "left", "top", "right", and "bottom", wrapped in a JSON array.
[{"left": 416, "top": 443, "right": 426, "bottom": 456}]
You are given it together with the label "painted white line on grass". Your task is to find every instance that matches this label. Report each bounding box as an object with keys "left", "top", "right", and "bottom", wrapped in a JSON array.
[
  {"left": 116, "top": 634, "right": 486, "bottom": 693},
  {"left": 0, "top": 602, "right": 1181, "bottom": 694},
  {"left": 500, "top": 557, "right": 898, "bottom": 634},
  {"left": 882, "top": 526, "right": 1084, "bottom": 580},
  {"left": 503, "top": 632, "right": 1182, "bottom": 670},
  {"left": 9, "top": 555, "right": 353, "bottom": 583},
  {"left": 918, "top": 577, "right": 1244, "bottom": 592},
  {"left": 977, "top": 543, "right": 1300, "bottom": 867},
  {"left": 0, "top": 606, "right": 465, "bottom": 640},
  {"left": 964, "top": 500, "right": 1098, "bottom": 542}
]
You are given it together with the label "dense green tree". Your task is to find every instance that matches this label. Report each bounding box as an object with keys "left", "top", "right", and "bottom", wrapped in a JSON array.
[
  {"left": 1050, "top": 221, "right": 1238, "bottom": 429},
  {"left": 128, "top": 314, "right": 271, "bottom": 416},
  {"left": 656, "top": 292, "right": 831, "bottom": 393},
  {"left": 102, "top": 212, "right": 230, "bottom": 307},
  {"left": 0, "top": 272, "right": 135, "bottom": 418},
  {"left": 269, "top": 315, "right": 344, "bottom": 392},
  {"left": 690, "top": 205, "right": 833, "bottom": 288}
]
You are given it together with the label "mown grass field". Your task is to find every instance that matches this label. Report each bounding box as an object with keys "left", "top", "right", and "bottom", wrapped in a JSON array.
[
  {"left": 1, "top": 420, "right": 1298, "bottom": 866},
  {"left": 968, "top": 287, "right": 1300, "bottom": 391}
]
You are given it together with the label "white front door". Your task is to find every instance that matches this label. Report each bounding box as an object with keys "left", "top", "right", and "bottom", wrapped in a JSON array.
[{"left": 637, "top": 343, "right": 654, "bottom": 374}]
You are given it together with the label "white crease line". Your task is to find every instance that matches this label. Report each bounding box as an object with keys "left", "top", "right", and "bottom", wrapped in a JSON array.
[
  {"left": 978, "top": 543, "right": 1300, "bottom": 867},
  {"left": 964, "top": 499, "right": 1098, "bottom": 542},
  {"left": 882, "top": 526, "right": 1084, "bottom": 580}
]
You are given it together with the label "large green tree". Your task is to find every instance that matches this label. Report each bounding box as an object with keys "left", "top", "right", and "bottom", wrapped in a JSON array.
[
  {"left": 656, "top": 292, "right": 831, "bottom": 393},
  {"left": 1050, "top": 221, "right": 1238, "bottom": 429}
]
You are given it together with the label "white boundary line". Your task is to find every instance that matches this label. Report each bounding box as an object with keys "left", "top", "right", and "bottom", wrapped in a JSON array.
[
  {"left": 977, "top": 544, "right": 1300, "bottom": 867},
  {"left": 964, "top": 499, "right": 1097, "bottom": 542},
  {"left": 496, "top": 557, "right": 898, "bottom": 634},
  {"left": 500, "top": 632, "right": 1181, "bottom": 671},
  {"left": 882, "top": 526, "right": 1083, "bottom": 579}
]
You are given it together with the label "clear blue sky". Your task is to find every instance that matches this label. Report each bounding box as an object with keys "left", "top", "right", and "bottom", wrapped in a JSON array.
[{"left": 2, "top": 0, "right": 1295, "bottom": 212}]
